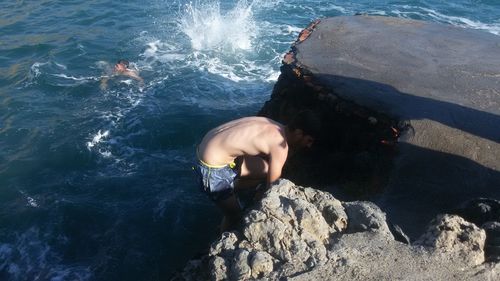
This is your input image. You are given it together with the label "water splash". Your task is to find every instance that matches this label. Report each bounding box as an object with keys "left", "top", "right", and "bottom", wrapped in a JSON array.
[
  {"left": 144, "top": 0, "right": 281, "bottom": 82},
  {"left": 178, "top": 0, "right": 258, "bottom": 51}
]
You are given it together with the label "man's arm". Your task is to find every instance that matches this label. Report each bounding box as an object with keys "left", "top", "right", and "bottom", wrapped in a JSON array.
[
  {"left": 266, "top": 144, "right": 288, "bottom": 188},
  {"left": 124, "top": 70, "right": 144, "bottom": 85}
]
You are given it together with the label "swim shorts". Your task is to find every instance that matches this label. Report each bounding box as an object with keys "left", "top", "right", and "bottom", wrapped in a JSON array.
[{"left": 193, "top": 158, "right": 239, "bottom": 202}]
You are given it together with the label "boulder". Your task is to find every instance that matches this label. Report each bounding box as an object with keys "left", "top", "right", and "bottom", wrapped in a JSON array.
[
  {"left": 176, "top": 180, "right": 498, "bottom": 280},
  {"left": 259, "top": 15, "right": 500, "bottom": 238},
  {"left": 414, "top": 214, "right": 486, "bottom": 266}
]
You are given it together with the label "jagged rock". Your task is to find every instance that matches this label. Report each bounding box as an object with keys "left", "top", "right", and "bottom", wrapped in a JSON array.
[
  {"left": 177, "top": 180, "right": 498, "bottom": 280},
  {"left": 230, "top": 249, "right": 251, "bottom": 280},
  {"left": 209, "top": 232, "right": 238, "bottom": 256},
  {"left": 483, "top": 221, "right": 500, "bottom": 262},
  {"left": 343, "top": 201, "right": 392, "bottom": 236},
  {"left": 177, "top": 179, "right": 360, "bottom": 280},
  {"left": 452, "top": 198, "right": 500, "bottom": 225},
  {"left": 291, "top": 231, "right": 496, "bottom": 281},
  {"left": 210, "top": 256, "right": 227, "bottom": 281},
  {"left": 450, "top": 198, "right": 500, "bottom": 262},
  {"left": 414, "top": 214, "right": 486, "bottom": 265},
  {"left": 249, "top": 251, "right": 274, "bottom": 279},
  {"left": 242, "top": 180, "right": 340, "bottom": 270}
]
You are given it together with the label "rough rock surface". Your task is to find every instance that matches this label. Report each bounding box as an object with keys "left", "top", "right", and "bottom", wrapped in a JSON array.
[
  {"left": 452, "top": 198, "right": 500, "bottom": 262},
  {"left": 176, "top": 180, "right": 498, "bottom": 280},
  {"left": 259, "top": 15, "right": 500, "bottom": 238}
]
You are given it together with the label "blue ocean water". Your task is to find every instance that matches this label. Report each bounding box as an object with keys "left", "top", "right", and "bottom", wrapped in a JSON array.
[{"left": 0, "top": 0, "right": 499, "bottom": 280}]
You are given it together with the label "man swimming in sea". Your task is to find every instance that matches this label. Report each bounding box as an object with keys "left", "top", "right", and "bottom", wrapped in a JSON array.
[
  {"left": 100, "top": 59, "right": 144, "bottom": 90},
  {"left": 194, "top": 111, "right": 321, "bottom": 232}
]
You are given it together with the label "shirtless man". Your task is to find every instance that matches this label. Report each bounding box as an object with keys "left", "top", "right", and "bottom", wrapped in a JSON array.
[
  {"left": 194, "top": 111, "right": 320, "bottom": 231},
  {"left": 100, "top": 59, "right": 144, "bottom": 90}
]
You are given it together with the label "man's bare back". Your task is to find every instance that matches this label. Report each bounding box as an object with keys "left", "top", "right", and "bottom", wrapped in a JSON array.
[
  {"left": 194, "top": 113, "right": 319, "bottom": 232},
  {"left": 198, "top": 117, "right": 288, "bottom": 185}
]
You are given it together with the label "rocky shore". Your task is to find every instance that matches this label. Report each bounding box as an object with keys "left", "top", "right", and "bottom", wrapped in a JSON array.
[
  {"left": 176, "top": 180, "right": 499, "bottom": 280},
  {"left": 176, "top": 15, "right": 500, "bottom": 280}
]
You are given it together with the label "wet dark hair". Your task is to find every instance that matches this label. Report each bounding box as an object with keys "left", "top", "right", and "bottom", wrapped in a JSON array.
[
  {"left": 287, "top": 110, "right": 322, "bottom": 138},
  {"left": 117, "top": 59, "right": 129, "bottom": 67}
]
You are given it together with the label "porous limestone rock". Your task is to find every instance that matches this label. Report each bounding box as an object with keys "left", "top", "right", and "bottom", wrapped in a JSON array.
[
  {"left": 414, "top": 214, "right": 486, "bottom": 265},
  {"left": 249, "top": 251, "right": 273, "bottom": 279},
  {"left": 343, "top": 201, "right": 392, "bottom": 236},
  {"left": 241, "top": 179, "right": 346, "bottom": 276},
  {"left": 176, "top": 180, "right": 498, "bottom": 280}
]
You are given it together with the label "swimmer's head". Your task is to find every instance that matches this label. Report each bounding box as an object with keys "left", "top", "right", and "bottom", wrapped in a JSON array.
[{"left": 114, "top": 59, "right": 129, "bottom": 72}]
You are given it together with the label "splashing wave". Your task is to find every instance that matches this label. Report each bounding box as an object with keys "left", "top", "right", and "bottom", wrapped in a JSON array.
[{"left": 178, "top": 0, "right": 257, "bottom": 51}]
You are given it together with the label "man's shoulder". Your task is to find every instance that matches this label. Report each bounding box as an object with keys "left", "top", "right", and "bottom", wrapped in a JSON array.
[{"left": 236, "top": 116, "right": 280, "bottom": 123}]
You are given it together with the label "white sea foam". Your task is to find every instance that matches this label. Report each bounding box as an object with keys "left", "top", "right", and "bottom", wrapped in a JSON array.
[
  {"left": 391, "top": 6, "right": 500, "bottom": 35},
  {"left": 77, "top": 43, "right": 86, "bottom": 56},
  {"left": 87, "top": 88, "right": 147, "bottom": 170},
  {"left": 52, "top": 73, "right": 99, "bottom": 82},
  {"left": 27, "top": 61, "right": 102, "bottom": 87},
  {"left": 173, "top": 0, "right": 281, "bottom": 82},
  {"left": 178, "top": 0, "right": 257, "bottom": 51},
  {"left": 142, "top": 40, "right": 186, "bottom": 63},
  {"left": 27, "top": 197, "right": 38, "bottom": 208},
  {"left": 0, "top": 228, "right": 92, "bottom": 280},
  {"left": 28, "top": 62, "right": 47, "bottom": 80},
  {"left": 140, "top": 38, "right": 280, "bottom": 83},
  {"left": 54, "top": 62, "right": 67, "bottom": 70},
  {"left": 318, "top": 4, "right": 348, "bottom": 14},
  {"left": 282, "top": 25, "right": 303, "bottom": 35},
  {"left": 421, "top": 7, "right": 500, "bottom": 35},
  {"left": 98, "top": 149, "right": 112, "bottom": 158},
  {"left": 18, "top": 190, "right": 39, "bottom": 208},
  {"left": 86, "top": 130, "right": 110, "bottom": 150},
  {"left": 95, "top": 60, "right": 111, "bottom": 70},
  {"left": 137, "top": 0, "right": 286, "bottom": 83}
]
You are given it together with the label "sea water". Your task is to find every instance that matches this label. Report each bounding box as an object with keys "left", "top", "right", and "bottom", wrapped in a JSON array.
[{"left": 0, "top": 0, "right": 499, "bottom": 280}]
